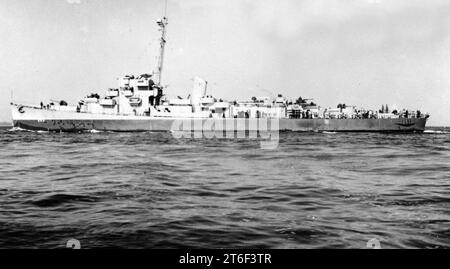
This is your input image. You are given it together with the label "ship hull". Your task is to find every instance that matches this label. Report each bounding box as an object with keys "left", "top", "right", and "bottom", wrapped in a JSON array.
[{"left": 11, "top": 104, "right": 427, "bottom": 133}]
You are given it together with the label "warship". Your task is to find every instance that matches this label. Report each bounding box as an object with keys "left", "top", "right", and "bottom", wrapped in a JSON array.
[{"left": 11, "top": 16, "right": 429, "bottom": 133}]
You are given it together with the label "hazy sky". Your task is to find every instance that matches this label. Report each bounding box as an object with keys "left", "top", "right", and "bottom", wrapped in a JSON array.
[{"left": 0, "top": 0, "right": 449, "bottom": 126}]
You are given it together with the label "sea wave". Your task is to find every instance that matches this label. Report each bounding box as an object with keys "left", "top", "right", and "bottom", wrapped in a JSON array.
[
  {"left": 424, "top": 130, "right": 450, "bottom": 134},
  {"left": 0, "top": 129, "right": 448, "bottom": 249},
  {"left": 7, "top": 126, "right": 27, "bottom": 132}
]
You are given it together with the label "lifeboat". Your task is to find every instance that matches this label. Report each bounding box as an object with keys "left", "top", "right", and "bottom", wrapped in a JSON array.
[
  {"left": 83, "top": 97, "right": 98, "bottom": 103},
  {"left": 129, "top": 97, "right": 142, "bottom": 106},
  {"left": 123, "top": 90, "right": 134, "bottom": 97},
  {"left": 99, "top": 98, "right": 116, "bottom": 106},
  {"left": 106, "top": 88, "right": 119, "bottom": 97}
]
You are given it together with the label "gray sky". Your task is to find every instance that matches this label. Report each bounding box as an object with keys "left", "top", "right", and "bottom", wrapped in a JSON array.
[{"left": 1, "top": 0, "right": 449, "bottom": 126}]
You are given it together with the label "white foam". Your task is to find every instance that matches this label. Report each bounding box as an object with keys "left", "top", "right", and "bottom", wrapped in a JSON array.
[
  {"left": 8, "top": 127, "right": 26, "bottom": 132},
  {"left": 424, "top": 130, "right": 449, "bottom": 134}
]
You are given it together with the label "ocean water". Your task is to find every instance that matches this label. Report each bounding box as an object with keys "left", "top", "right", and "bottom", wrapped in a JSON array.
[{"left": 0, "top": 126, "right": 449, "bottom": 249}]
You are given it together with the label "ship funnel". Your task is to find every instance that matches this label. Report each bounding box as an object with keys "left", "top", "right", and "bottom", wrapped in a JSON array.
[{"left": 191, "top": 77, "right": 207, "bottom": 112}]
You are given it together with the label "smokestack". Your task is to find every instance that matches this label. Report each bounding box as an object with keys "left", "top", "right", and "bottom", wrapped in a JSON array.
[{"left": 191, "top": 77, "right": 207, "bottom": 113}]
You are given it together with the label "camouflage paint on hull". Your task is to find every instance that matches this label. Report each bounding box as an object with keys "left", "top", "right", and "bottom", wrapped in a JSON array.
[
  {"left": 11, "top": 104, "right": 427, "bottom": 132},
  {"left": 279, "top": 118, "right": 427, "bottom": 132}
]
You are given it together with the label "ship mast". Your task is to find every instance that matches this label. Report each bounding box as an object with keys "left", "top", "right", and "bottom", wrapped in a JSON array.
[{"left": 154, "top": 16, "right": 168, "bottom": 86}]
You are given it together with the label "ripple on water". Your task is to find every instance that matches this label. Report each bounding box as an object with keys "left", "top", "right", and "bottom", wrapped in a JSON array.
[{"left": 0, "top": 127, "right": 449, "bottom": 248}]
